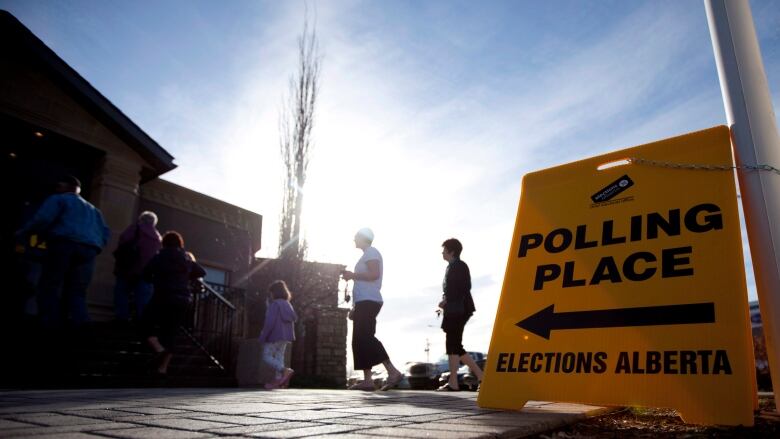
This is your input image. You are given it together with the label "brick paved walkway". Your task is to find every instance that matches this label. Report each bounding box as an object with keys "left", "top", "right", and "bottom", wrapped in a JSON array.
[{"left": 0, "top": 388, "right": 610, "bottom": 438}]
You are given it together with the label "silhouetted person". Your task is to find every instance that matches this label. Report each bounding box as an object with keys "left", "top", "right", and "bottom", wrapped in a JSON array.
[
  {"left": 437, "top": 238, "right": 483, "bottom": 391},
  {"left": 112, "top": 211, "right": 162, "bottom": 323},
  {"left": 342, "top": 228, "right": 403, "bottom": 391},
  {"left": 259, "top": 280, "right": 298, "bottom": 389},
  {"left": 142, "top": 231, "right": 205, "bottom": 376},
  {"left": 6, "top": 199, "right": 45, "bottom": 326},
  {"left": 16, "top": 175, "right": 110, "bottom": 329}
]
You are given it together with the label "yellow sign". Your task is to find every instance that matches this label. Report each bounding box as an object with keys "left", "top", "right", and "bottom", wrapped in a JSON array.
[{"left": 478, "top": 126, "right": 755, "bottom": 426}]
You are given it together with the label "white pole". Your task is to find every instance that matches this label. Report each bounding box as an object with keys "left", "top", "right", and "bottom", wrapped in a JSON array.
[{"left": 705, "top": 0, "right": 780, "bottom": 409}]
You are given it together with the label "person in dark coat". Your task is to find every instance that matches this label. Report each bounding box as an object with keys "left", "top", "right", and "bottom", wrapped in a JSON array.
[
  {"left": 142, "top": 231, "right": 205, "bottom": 375},
  {"left": 112, "top": 211, "right": 162, "bottom": 322},
  {"left": 437, "top": 238, "right": 483, "bottom": 391},
  {"left": 16, "top": 175, "right": 110, "bottom": 329}
]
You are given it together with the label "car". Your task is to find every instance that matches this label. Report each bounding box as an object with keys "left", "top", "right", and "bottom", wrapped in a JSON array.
[
  {"left": 347, "top": 368, "right": 411, "bottom": 390},
  {"left": 395, "top": 373, "right": 412, "bottom": 390},
  {"left": 749, "top": 300, "right": 772, "bottom": 391},
  {"left": 463, "top": 356, "right": 487, "bottom": 390},
  {"left": 439, "top": 365, "right": 470, "bottom": 390},
  {"left": 432, "top": 352, "right": 483, "bottom": 374},
  {"left": 437, "top": 352, "right": 486, "bottom": 391},
  {"left": 434, "top": 354, "right": 450, "bottom": 375},
  {"left": 406, "top": 361, "right": 440, "bottom": 390},
  {"left": 407, "top": 353, "right": 468, "bottom": 390}
]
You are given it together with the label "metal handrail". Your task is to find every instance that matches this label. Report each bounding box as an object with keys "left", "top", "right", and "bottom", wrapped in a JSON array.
[
  {"left": 179, "top": 326, "right": 228, "bottom": 371},
  {"left": 198, "top": 280, "right": 236, "bottom": 310},
  {"left": 184, "top": 280, "right": 243, "bottom": 373}
]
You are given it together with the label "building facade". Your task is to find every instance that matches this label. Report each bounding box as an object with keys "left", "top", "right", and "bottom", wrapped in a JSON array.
[{"left": 1, "top": 10, "right": 262, "bottom": 318}]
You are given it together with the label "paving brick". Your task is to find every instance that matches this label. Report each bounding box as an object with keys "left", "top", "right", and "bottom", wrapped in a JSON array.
[
  {"left": 0, "top": 422, "right": 139, "bottom": 437},
  {"left": 327, "top": 405, "right": 445, "bottom": 417},
  {"left": 287, "top": 402, "right": 357, "bottom": 410},
  {"left": 7, "top": 413, "right": 118, "bottom": 427},
  {"left": 113, "top": 407, "right": 189, "bottom": 415},
  {"left": 319, "top": 417, "right": 412, "bottom": 427},
  {"left": 96, "top": 426, "right": 213, "bottom": 438},
  {"left": 204, "top": 421, "right": 317, "bottom": 435},
  {"left": 189, "top": 414, "right": 283, "bottom": 425},
  {"left": 51, "top": 403, "right": 139, "bottom": 411},
  {"left": 306, "top": 435, "right": 391, "bottom": 439},
  {"left": 353, "top": 414, "right": 403, "bottom": 420},
  {"left": 250, "top": 423, "right": 364, "bottom": 438},
  {"left": 4, "top": 433, "right": 106, "bottom": 439},
  {"left": 58, "top": 409, "right": 143, "bottom": 420},
  {"left": 358, "top": 426, "right": 488, "bottom": 438},
  {"left": 179, "top": 402, "right": 303, "bottom": 415},
  {"left": 401, "top": 412, "right": 477, "bottom": 423},
  {"left": 256, "top": 409, "right": 358, "bottom": 421},
  {"left": 0, "top": 404, "right": 87, "bottom": 415},
  {"left": 0, "top": 419, "right": 38, "bottom": 429},
  {"left": 94, "top": 414, "right": 184, "bottom": 423},
  {"left": 131, "top": 417, "right": 237, "bottom": 431}
]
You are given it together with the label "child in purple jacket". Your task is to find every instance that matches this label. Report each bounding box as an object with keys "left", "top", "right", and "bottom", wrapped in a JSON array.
[{"left": 259, "top": 280, "right": 298, "bottom": 389}]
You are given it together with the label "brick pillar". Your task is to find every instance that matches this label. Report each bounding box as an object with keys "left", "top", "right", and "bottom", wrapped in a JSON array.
[{"left": 315, "top": 308, "right": 349, "bottom": 387}]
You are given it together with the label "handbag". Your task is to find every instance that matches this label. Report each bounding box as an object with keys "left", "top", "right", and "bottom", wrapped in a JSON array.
[{"left": 113, "top": 225, "right": 140, "bottom": 275}]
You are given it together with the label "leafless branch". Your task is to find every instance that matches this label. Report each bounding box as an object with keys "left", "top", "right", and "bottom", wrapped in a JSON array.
[{"left": 278, "top": 11, "right": 322, "bottom": 262}]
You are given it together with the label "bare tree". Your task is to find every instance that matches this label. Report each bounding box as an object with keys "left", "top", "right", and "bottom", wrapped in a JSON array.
[{"left": 278, "top": 16, "right": 321, "bottom": 261}]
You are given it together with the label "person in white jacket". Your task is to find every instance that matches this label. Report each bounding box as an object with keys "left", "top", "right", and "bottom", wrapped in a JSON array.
[{"left": 342, "top": 228, "right": 403, "bottom": 391}]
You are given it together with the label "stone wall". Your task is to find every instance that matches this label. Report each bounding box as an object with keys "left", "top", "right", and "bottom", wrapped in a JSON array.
[{"left": 311, "top": 306, "right": 350, "bottom": 386}]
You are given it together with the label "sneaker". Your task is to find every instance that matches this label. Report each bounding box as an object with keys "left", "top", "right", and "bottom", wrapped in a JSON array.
[{"left": 279, "top": 369, "right": 295, "bottom": 388}]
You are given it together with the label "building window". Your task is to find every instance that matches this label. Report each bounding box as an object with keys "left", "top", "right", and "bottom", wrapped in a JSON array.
[{"left": 203, "top": 266, "right": 228, "bottom": 286}]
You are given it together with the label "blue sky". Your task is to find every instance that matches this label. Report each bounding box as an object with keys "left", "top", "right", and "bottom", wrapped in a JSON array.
[{"left": 3, "top": 0, "right": 779, "bottom": 368}]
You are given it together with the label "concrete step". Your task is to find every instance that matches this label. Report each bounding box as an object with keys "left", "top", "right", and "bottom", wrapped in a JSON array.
[{"left": 0, "top": 322, "right": 235, "bottom": 388}]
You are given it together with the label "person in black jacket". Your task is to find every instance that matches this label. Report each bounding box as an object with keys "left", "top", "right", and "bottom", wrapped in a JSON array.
[
  {"left": 436, "top": 238, "right": 484, "bottom": 391},
  {"left": 142, "top": 231, "right": 205, "bottom": 376}
]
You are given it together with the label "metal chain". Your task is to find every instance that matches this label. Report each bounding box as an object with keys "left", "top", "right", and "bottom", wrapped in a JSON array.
[{"left": 628, "top": 157, "right": 780, "bottom": 175}]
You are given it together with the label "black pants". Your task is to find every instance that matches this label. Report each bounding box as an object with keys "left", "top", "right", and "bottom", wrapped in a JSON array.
[
  {"left": 443, "top": 313, "right": 470, "bottom": 356},
  {"left": 143, "top": 294, "right": 189, "bottom": 350},
  {"left": 37, "top": 239, "right": 98, "bottom": 328},
  {"left": 352, "top": 301, "right": 390, "bottom": 370}
]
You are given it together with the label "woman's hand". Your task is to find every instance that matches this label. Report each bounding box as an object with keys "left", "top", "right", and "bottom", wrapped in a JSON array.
[{"left": 342, "top": 270, "right": 355, "bottom": 281}]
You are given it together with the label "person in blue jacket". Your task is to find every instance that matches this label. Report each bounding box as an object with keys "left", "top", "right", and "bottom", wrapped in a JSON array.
[
  {"left": 16, "top": 175, "right": 110, "bottom": 329},
  {"left": 259, "top": 280, "right": 298, "bottom": 389}
]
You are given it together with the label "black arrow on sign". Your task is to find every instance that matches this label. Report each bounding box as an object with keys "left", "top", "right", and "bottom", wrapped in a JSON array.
[{"left": 516, "top": 302, "right": 716, "bottom": 340}]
